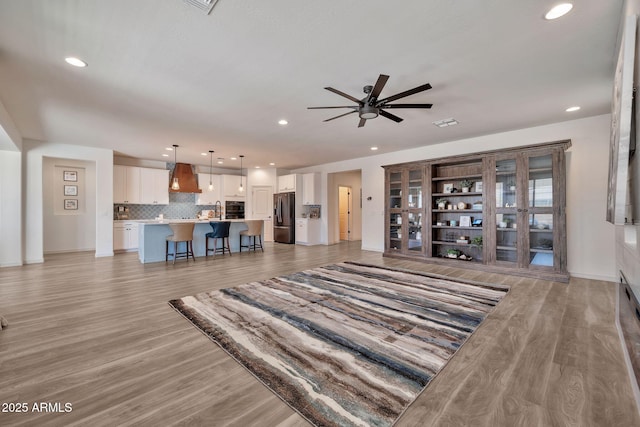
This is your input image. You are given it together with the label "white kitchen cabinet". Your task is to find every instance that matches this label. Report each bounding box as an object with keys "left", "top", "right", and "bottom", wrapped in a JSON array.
[
  {"left": 114, "top": 222, "right": 139, "bottom": 251},
  {"left": 302, "top": 173, "right": 320, "bottom": 205},
  {"left": 222, "top": 174, "right": 247, "bottom": 198},
  {"left": 295, "top": 218, "right": 321, "bottom": 245},
  {"left": 140, "top": 168, "right": 169, "bottom": 205},
  {"left": 277, "top": 174, "right": 297, "bottom": 192},
  {"left": 196, "top": 173, "right": 221, "bottom": 205},
  {"left": 113, "top": 165, "right": 141, "bottom": 204}
]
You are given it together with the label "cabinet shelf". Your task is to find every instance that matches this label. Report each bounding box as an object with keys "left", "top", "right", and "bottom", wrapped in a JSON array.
[
  {"left": 432, "top": 192, "right": 482, "bottom": 197},
  {"left": 432, "top": 226, "right": 481, "bottom": 230},
  {"left": 432, "top": 174, "right": 482, "bottom": 182},
  {"left": 433, "top": 240, "right": 481, "bottom": 248},
  {"left": 433, "top": 209, "right": 482, "bottom": 214},
  {"left": 531, "top": 248, "right": 553, "bottom": 254}
]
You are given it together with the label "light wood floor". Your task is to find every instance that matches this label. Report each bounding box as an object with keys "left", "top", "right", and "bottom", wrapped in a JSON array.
[{"left": 0, "top": 242, "right": 638, "bottom": 426}]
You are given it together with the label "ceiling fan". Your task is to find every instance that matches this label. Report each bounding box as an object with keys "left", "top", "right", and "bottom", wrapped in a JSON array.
[{"left": 308, "top": 74, "right": 433, "bottom": 127}]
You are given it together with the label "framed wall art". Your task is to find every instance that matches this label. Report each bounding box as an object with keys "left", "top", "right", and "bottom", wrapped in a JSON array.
[
  {"left": 64, "top": 199, "right": 78, "bottom": 210},
  {"left": 63, "top": 170, "right": 78, "bottom": 182},
  {"left": 64, "top": 185, "right": 78, "bottom": 196}
]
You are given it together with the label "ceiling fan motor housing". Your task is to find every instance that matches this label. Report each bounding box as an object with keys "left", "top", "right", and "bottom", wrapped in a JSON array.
[{"left": 360, "top": 104, "right": 379, "bottom": 119}]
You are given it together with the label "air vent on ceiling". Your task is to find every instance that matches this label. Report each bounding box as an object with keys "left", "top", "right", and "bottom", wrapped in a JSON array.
[
  {"left": 433, "top": 118, "right": 459, "bottom": 128},
  {"left": 182, "top": 0, "right": 219, "bottom": 14}
]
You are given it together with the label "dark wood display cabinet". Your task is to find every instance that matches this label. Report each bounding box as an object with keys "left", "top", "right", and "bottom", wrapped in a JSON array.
[{"left": 383, "top": 140, "right": 570, "bottom": 282}]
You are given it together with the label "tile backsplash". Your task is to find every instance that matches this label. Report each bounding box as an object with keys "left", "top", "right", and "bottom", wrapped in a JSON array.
[{"left": 114, "top": 193, "right": 216, "bottom": 220}]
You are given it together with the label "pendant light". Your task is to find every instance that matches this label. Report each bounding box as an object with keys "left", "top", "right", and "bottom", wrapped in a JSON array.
[
  {"left": 238, "top": 155, "right": 244, "bottom": 192},
  {"left": 208, "top": 150, "right": 215, "bottom": 191},
  {"left": 171, "top": 144, "right": 180, "bottom": 190}
]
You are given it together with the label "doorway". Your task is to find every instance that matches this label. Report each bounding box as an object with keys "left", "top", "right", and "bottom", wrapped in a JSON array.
[
  {"left": 251, "top": 185, "right": 274, "bottom": 241},
  {"left": 339, "top": 186, "right": 351, "bottom": 241}
]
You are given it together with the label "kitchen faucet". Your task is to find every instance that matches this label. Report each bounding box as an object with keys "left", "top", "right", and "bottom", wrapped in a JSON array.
[{"left": 215, "top": 200, "right": 222, "bottom": 220}]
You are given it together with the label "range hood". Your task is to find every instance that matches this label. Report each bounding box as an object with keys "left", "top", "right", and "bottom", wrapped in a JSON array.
[{"left": 169, "top": 163, "right": 202, "bottom": 193}]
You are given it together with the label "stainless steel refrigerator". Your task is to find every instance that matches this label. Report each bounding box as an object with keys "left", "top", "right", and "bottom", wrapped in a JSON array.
[{"left": 274, "top": 192, "right": 295, "bottom": 243}]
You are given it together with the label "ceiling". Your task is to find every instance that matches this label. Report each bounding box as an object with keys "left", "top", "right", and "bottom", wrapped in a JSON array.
[{"left": 0, "top": 0, "right": 624, "bottom": 170}]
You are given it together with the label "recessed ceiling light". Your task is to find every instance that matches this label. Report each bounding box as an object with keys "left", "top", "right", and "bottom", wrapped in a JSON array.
[
  {"left": 278, "top": 119, "right": 288, "bottom": 125},
  {"left": 545, "top": 3, "right": 573, "bottom": 20},
  {"left": 269, "top": 162, "right": 275, "bottom": 166},
  {"left": 255, "top": 166, "right": 260, "bottom": 169},
  {"left": 64, "top": 57, "right": 87, "bottom": 67},
  {"left": 201, "top": 152, "right": 207, "bottom": 156},
  {"left": 433, "top": 118, "right": 459, "bottom": 128},
  {"left": 217, "top": 160, "right": 224, "bottom": 164},
  {"left": 162, "top": 154, "right": 169, "bottom": 157},
  {"left": 165, "top": 147, "right": 173, "bottom": 151},
  {"left": 230, "top": 157, "right": 237, "bottom": 160},
  {"left": 565, "top": 106, "right": 580, "bottom": 112},
  {"left": 370, "top": 146, "right": 379, "bottom": 151}
]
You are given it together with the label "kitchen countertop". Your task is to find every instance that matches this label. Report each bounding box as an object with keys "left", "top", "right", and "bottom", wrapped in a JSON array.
[{"left": 114, "top": 219, "right": 245, "bottom": 224}]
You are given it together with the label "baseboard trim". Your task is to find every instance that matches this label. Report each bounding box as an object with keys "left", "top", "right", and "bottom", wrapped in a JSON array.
[
  {"left": 95, "top": 251, "right": 114, "bottom": 258},
  {"left": 568, "top": 271, "right": 617, "bottom": 282},
  {"left": 25, "top": 258, "right": 44, "bottom": 264},
  {"left": 0, "top": 261, "right": 23, "bottom": 268}
]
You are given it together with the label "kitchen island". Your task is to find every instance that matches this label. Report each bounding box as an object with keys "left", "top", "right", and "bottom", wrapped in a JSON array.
[{"left": 137, "top": 219, "right": 251, "bottom": 263}]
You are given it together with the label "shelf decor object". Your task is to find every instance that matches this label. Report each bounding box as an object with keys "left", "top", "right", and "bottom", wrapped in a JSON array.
[{"left": 383, "top": 140, "right": 570, "bottom": 282}]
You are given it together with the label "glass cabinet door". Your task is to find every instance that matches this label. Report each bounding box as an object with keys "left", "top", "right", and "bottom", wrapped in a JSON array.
[
  {"left": 389, "top": 171, "right": 402, "bottom": 209},
  {"left": 387, "top": 168, "right": 424, "bottom": 255},
  {"left": 407, "top": 212, "right": 423, "bottom": 253},
  {"left": 388, "top": 171, "right": 403, "bottom": 251},
  {"left": 407, "top": 169, "right": 423, "bottom": 209},
  {"left": 407, "top": 168, "right": 424, "bottom": 254},
  {"left": 528, "top": 155, "right": 554, "bottom": 268},
  {"left": 495, "top": 158, "right": 518, "bottom": 264}
]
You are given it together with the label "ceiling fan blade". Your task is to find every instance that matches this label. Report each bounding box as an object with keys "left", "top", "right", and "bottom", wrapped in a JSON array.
[
  {"left": 367, "top": 74, "right": 390, "bottom": 104},
  {"left": 358, "top": 118, "right": 366, "bottom": 128},
  {"left": 308, "top": 106, "right": 358, "bottom": 109},
  {"left": 323, "top": 110, "right": 357, "bottom": 122},
  {"left": 377, "top": 83, "right": 432, "bottom": 105},
  {"left": 381, "top": 103, "right": 433, "bottom": 109},
  {"left": 324, "top": 87, "right": 362, "bottom": 104},
  {"left": 379, "top": 109, "right": 404, "bottom": 123}
]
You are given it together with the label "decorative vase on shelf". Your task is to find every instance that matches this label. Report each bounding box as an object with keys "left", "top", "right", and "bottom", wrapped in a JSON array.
[{"left": 462, "top": 187, "right": 469, "bottom": 193}]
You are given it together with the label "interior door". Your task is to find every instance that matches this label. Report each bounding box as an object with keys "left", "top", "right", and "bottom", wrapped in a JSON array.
[
  {"left": 339, "top": 186, "right": 351, "bottom": 241},
  {"left": 252, "top": 185, "right": 273, "bottom": 241}
]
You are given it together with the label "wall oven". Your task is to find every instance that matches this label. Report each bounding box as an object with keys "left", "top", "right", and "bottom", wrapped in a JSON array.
[{"left": 225, "top": 201, "right": 245, "bottom": 219}]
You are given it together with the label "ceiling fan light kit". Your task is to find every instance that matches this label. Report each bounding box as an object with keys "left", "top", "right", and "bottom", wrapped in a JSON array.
[{"left": 308, "top": 74, "right": 433, "bottom": 127}]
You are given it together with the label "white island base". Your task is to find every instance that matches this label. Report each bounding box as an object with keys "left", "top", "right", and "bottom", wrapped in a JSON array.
[{"left": 137, "top": 220, "right": 252, "bottom": 263}]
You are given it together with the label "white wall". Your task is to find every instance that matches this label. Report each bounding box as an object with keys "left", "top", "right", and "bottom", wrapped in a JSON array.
[
  {"left": 0, "top": 150, "right": 22, "bottom": 267},
  {"left": 296, "top": 114, "right": 616, "bottom": 281},
  {"left": 23, "top": 140, "right": 113, "bottom": 263},
  {"left": 42, "top": 157, "right": 97, "bottom": 253}
]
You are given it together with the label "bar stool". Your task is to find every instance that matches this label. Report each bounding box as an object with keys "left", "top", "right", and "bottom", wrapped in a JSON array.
[
  {"left": 206, "top": 221, "right": 232, "bottom": 256},
  {"left": 240, "top": 220, "right": 264, "bottom": 252},
  {"left": 165, "top": 222, "right": 196, "bottom": 264}
]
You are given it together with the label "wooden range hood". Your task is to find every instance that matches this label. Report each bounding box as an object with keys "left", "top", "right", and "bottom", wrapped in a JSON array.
[{"left": 169, "top": 163, "right": 202, "bottom": 193}]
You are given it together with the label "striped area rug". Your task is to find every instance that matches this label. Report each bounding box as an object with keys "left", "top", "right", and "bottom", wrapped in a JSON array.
[{"left": 169, "top": 262, "right": 509, "bottom": 427}]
